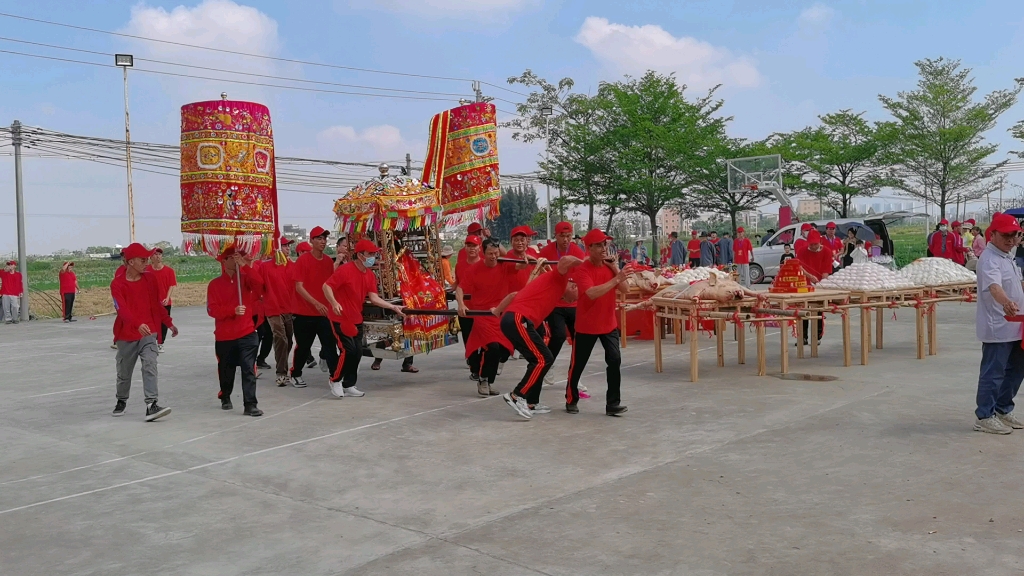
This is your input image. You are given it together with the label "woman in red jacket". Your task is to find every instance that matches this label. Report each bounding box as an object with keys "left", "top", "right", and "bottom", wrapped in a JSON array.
[{"left": 59, "top": 261, "right": 78, "bottom": 322}]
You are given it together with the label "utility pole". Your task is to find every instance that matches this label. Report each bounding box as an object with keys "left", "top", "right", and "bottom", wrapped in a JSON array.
[
  {"left": 12, "top": 121, "right": 29, "bottom": 321},
  {"left": 405, "top": 153, "right": 412, "bottom": 177},
  {"left": 115, "top": 55, "right": 137, "bottom": 243}
]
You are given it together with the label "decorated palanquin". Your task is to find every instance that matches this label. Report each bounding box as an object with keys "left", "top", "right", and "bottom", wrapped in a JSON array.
[
  {"left": 180, "top": 97, "right": 278, "bottom": 257},
  {"left": 334, "top": 165, "right": 458, "bottom": 359},
  {"left": 421, "top": 102, "right": 501, "bottom": 224}
]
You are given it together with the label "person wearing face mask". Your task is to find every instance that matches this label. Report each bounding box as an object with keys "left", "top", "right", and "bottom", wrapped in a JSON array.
[
  {"left": 794, "top": 223, "right": 813, "bottom": 254},
  {"left": 323, "top": 239, "right": 406, "bottom": 398},
  {"left": 290, "top": 227, "right": 340, "bottom": 389},
  {"left": 929, "top": 219, "right": 956, "bottom": 260},
  {"left": 538, "top": 222, "right": 587, "bottom": 386}
]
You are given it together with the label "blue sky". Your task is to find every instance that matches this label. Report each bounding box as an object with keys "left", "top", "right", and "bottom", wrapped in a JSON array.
[{"left": 1, "top": 0, "right": 1023, "bottom": 253}]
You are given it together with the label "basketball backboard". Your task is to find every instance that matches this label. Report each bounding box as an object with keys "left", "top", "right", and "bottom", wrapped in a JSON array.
[{"left": 727, "top": 154, "right": 783, "bottom": 195}]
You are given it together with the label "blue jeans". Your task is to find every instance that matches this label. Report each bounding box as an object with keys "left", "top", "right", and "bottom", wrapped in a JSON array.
[{"left": 976, "top": 341, "right": 1024, "bottom": 419}]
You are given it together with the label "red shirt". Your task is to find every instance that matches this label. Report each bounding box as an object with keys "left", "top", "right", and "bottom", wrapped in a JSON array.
[
  {"left": 59, "top": 270, "right": 78, "bottom": 294},
  {"left": 0, "top": 270, "right": 23, "bottom": 296},
  {"left": 110, "top": 272, "right": 173, "bottom": 342},
  {"left": 929, "top": 230, "right": 955, "bottom": 260},
  {"left": 733, "top": 238, "right": 754, "bottom": 265},
  {"left": 460, "top": 261, "right": 513, "bottom": 310},
  {"left": 260, "top": 258, "right": 292, "bottom": 317},
  {"left": 292, "top": 252, "right": 335, "bottom": 316},
  {"left": 687, "top": 238, "right": 701, "bottom": 259},
  {"left": 324, "top": 261, "right": 378, "bottom": 325},
  {"left": 114, "top": 265, "right": 126, "bottom": 280},
  {"left": 504, "top": 248, "right": 540, "bottom": 292},
  {"left": 538, "top": 241, "right": 586, "bottom": 308},
  {"left": 822, "top": 234, "right": 843, "bottom": 254},
  {"left": 455, "top": 249, "right": 482, "bottom": 286},
  {"left": 794, "top": 236, "right": 808, "bottom": 254},
  {"left": 505, "top": 268, "right": 572, "bottom": 326},
  {"left": 145, "top": 264, "right": 177, "bottom": 303},
  {"left": 796, "top": 244, "right": 835, "bottom": 281},
  {"left": 574, "top": 260, "right": 618, "bottom": 334},
  {"left": 206, "top": 267, "right": 263, "bottom": 341}
]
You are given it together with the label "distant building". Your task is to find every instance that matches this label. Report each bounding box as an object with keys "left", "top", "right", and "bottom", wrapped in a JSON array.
[
  {"left": 282, "top": 224, "right": 307, "bottom": 242},
  {"left": 797, "top": 198, "right": 822, "bottom": 216},
  {"left": 656, "top": 207, "right": 685, "bottom": 236}
]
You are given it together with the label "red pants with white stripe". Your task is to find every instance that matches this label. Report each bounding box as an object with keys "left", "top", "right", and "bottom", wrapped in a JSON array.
[{"left": 500, "top": 312, "right": 553, "bottom": 403}]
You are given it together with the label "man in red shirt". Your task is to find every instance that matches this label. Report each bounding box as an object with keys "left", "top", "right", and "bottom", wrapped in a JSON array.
[
  {"left": 499, "top": 254, "right": 583, "bottom": 419},
  {"left": 109, "top": 243, "right": 177, "bottom": 421},
  {"left": 207, "top": 247, "right": 265, "bottom": 416},
  {"left": 59, "top": 261, "right": 78, "bottom": 322},
  {"left": 145, "top": 248, "right": 177, "bottom": 351},
  {"left": 951, "top": 221, "right": 969, "bottom": 265},
  {"left": 733, "top": 227, "right": 755, "bottom": 287},
  {"left": 687, "top": 230, "right": 702, "bottom": 268},
  {"left": 260, "top": 237, "right": 295, "bottom": 386},
  {"left": 323, "top": 239, "right": 405, "bottom": 398},
  {"left": 456, "top": 222, "right": 485, "bottom": 272},
  {"left": 565, "top": 229, "right": 631, "bottom": 416},
  {"left": 538, "top": 221, "right": 587, "bottom": 385},
  {"left": 794, "top": 223, "right": 813, "bottom": 253},
  {"left": 796, "top": 230, "right": 834, "bottom": 346},
  {"left": 929, "top": 219, "right": 956, "bottom": 260},
  {"left": 290, "top": 241, "right": 319, "bottom": 371},
  {"left": 823, "top": 222, "right": 844, "bottom": 254},
  {"left": 458, "top": 238, "right": 517, "bottom": 397},
  {"left": 290, "top": 227, "right": 339, "bottom": 388},
  {"left": 455, "top": 235, "right": 484, "bottom": 379},
  {"left": 506, "top": 225, "right": 540, "bottom": 293},
  {"left": 1, "top": 260, "right": 24, "bottom": 324}
]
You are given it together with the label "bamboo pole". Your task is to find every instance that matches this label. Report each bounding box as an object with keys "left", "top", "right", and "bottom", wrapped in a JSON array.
[
  {"left": 674, "top": 318, "right": 683, "bottom": 345},
  {"left": 756, "top": 322, "right": 766, "bottom": 376},
  {"left": 810, "top": 313, "right": 819, "bottom": 358},
  {"left": 620, "top": 304, "right": 628, "bottom": 349},
  {"left": 860, "top": 307, "right": 869, "bottom": 366},
  {"left": 738, "top": 322, "right": 746, "bottom": 365},
  {"left": 916, "top": 305, "right": 926, "bottom": 360},
  {"left": 842, "top": 311, "right": 852, "bottom": 367},
  {"left": 876, "top": 306, "right": 884, "bottom": 350},
  {"left": 796, "top": 308, "right": 805, "bottom": 360},
  {"left": 928, "top": 306, "right": 937, "bottom": 356},
  {"left": 689, "top": 316, "right": 699, "bottom": 382},
  {"left": 780, "top": 320, "right": 789, "bottom": 374},
  {"left": 716, "top": 319, "right": 725, "bottom": 368},
  {"left": 654, "top": 312, "right": 663, "bottom": 373}
]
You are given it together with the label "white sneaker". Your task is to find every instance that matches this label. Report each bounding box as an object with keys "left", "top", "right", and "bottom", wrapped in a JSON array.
[
  {"left": 543, "top": 373, "right": 555, "bottom": 386},
  {"left": 158, "top": 344, "right": 165, "bottom": 353},
  {"left": 110, "top": 343, "right": 118, "bottom": 350},
  {"left": 319, "top": 358, "right": 329, "bottom": 373},
  {"left": 578, "top": 384, "right": 588, "bottom": 393},
  {"left": 530, "top": 404, "right": 551, "bottom": 414},
  {"left": 497, "top": 362, "right": 504, "bottom": 375},
  {"left": 329, "top": 382, "right": 344, "bottom": 398},
  {"left": 997, "top": 412, "right": 1024, "bottom": 429},
  {"left": 502, "top": 393, "right": 532, "bottom": 419},
  {"left": 343, "top": 386, "right": 365, "bottom": 397},
  {"left": 478, "top": 382, "right": 490, "bottom": 397},
  {"left": 974, "top": 416, "right": 1012, "bottom": 434},
  {"left": 291, "top": 377, "right": 307, "bottom": 388}
]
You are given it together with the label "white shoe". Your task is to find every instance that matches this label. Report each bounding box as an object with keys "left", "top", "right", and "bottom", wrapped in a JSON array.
[
  {"left": 974, "top": 416, "right": 1012, "bottom": 434},
  {"left": 543, "top": 373, "right": 555, "bottom": 387},
  {"left": 110, "top": 343, "right": 118, "bottom": 350},
  {"left": 319, "top": 358, "right": 329, "bottom": 373},
  {"left": 343, "top": 386, "right": 365, "bottom": 397},
  {"left": 291, "top": 377, "right": 307, "bottom": 388},
  {"left": 502, "top": 393, "right": 532, "bottom": 419},
  {"left": 158, "top": 344, "right": 165, "bottom": 353},
  {"left": 530, "top": 404, "right": 551, "bottom": 414},
  {"left": 329, "top": 382, "right": 344, "bottom": 398},
  {"left": 478, "top": 382, "right": 490, "bottom": 397},
  {"left": 578, "top": 384, "right": 588, "bottom": 393},
  {"left": 996, "top": 412, "right": 1024, "bottom": 429},
  {"left": 497, "top": 362, "right": 504, "bottom": 376}
]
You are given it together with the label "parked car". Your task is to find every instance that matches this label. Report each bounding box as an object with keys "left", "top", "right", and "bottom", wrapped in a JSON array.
[{"left": 748, "top": 212, "right": 912, "bottom": 284}]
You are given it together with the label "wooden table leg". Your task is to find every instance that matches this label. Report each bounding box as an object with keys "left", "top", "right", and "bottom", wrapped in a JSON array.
[
  {"left": 654, "top": 313, "right": 663, "bottom": 373},
  {"left": 674, "top": 318, "right": 683, "bottom": 345},
  {"left": 916, "top": 305, "right": 926, "bottom": 359},
  {"left": 795, "top": 308, "right": 805, "bottom": 359},
  {"left": 860, "top": 307, "right": 869, "bottom": 366},
  {"left": 810, "top": 312, "right": 819, "bottom": 358},
  {"left": 875, "top": 306, "right": 884, "bottom": 350},
  {"left": 781, "top": 321, "right": 789, "bottom": 374},
  {"left": 716, "top": 319, "right": 725, "bottom": 368},
  {"left": 865, "top": 308, "right": 872, "bottom": 357},
  {"left": 842, "top": 312, "right": 852, "bottom": 367},
  {"left": 734, "top": 321, "right": 739, "bottom": 342},
  {"left": 738, "top": 322, "right": 746, "bottom": 365},
  {"left": 620, "top": 306, "right": 627, "bottom": 349},
  {"left": 928, "top": 305, "right": 937, "bottom": 356},
  {"left": 690, "top": 314, "right": 699, "bottom": 382},
  {"left": 756, "top": 322, "right": 766, "bottom": 376}
]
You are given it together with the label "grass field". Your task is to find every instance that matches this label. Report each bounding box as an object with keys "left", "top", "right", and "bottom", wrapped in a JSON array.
[{"left": 21, "top": 256, "right": 222, "bottom": 291}]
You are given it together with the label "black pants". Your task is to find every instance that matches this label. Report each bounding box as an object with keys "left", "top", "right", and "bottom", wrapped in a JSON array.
[
  {"left": 291, "top": 315, "right": 338, "bottom": 377},
  {"left": 802, "top": 318, "right": 825, "bottom": 343},
  {"left": 254, "top": 316, "right": 273, "bottom": 362},
  {"left": 460, "top": 316, "right": 478, "bottom": 374},
  {"left": 475, "top": 342, "right": 507, "bottom": 384},
  {"left": 545, "top": 306, "right": 576, "bottom": 362},
  {"left": 566, "top": 331, "right": 622, "bottom": 407},
  {"left": 215, "top": 332, "right": 259, "bottom": 407},
  {"left": 331, "top": 322, "right": 365, "bottom": 387},
  {"left": 501, "top": 312, "right": 553, "bottom": 402},
  {"left": 160, "top": 305, "right": 172, "bottom": 343},
  {"left": 689, "top": 258, "right": 701, "bottom": 268},
  {"left": 62, "top": 293, "right": 75, "bottom": 321}
]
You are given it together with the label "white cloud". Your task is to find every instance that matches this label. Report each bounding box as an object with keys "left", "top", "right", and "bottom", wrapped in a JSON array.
[
  {"left": 798, "top": 4, "right": 835, "bottom": 28},
  {"left": 316, "top": 124, "right": 415, "bottom": 160},
  {"left": 574, "top": 17, "right": 761, "bottom": 91},
  {"left": 346, "top": 0, "right": 538, "bottom": 19}
]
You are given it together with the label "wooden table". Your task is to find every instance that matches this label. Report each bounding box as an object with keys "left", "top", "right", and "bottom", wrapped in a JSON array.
[
  {"left": 846, "top": 288, "right": 927, "bottom": 364},
  {"left": 617, "top": 287, "right": 657, "bottom": 348},
  {"left": 761, "top": 289, "right": 853, "bottom": 371},
  {"left": 920, "top": 282, "right": 977, "bottom": 357}
]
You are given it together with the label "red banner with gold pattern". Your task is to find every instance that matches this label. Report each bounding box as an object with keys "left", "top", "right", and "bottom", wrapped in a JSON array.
[
  {"left": 180, "top": 99, "right": 278, "bottom": 258},
  {"left": 395, "top": 251, "right": 450, "bottom": 353}
]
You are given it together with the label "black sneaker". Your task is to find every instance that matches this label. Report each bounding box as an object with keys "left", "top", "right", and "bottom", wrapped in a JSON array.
[
  {"left": 469, "top": 373, "right": 480, "bottom": 382},
  {"left": 112, "top": 400, "right": 126, "bottom": 417},
  {"left": 243, "top": 405, "right": 264, "bottom": 417},
  {"left": 565, "top": 403, "right": 579, "bottom": 414},
  {"left": 221, "top": 398, "right": 233, "bottom": 411},
  {"left": 257, "top": 360, "right": 272, "bottom": 370},
  {"left": 305, "top": 358, "right": 317, "bottom": 369},
  {"left": 145, "top": 402, "right": 171, "bottom": 422},
  {"left": 606, "top": 405, "right": 628, "bottom": 417}
]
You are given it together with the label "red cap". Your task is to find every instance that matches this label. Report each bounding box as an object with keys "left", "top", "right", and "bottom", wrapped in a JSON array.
[
  {"left": 353, "top": 239, "right": 381, "bottom": 254},
  {"left": 123, "top": 242, "right": 156, "bottom": 261},
  {"left": 990, "top": 213, "right": 1022, "bottom": 235},
  {"left": 5, "top": 260, "right": 16, "bottom": 265},
  {"left": 801, "top": 223, "right": 813, "bottom": 231},
  {"left": 582, "top": 228, "right": 613, "bottom": 246},
  {"left": 554, "top": 221, "right": 573, "bottom": 234},
  {"left": 280, "top": 237, "right": 294, "bottom": 246},
  {"left": 691, "top": 230, "right": 698, "bottom": 235},
  {"left": 952, "top": 220, "right": 962, "bottom": 227},
  {"left": 153, "top": 247, "right": 164, "bottom": 254},
  {"left": 511, "top": 225, "right": 537, "bottom": 238},
  {"left": 309, "top": 226, "right": 330, "bottom": 239},
  {"left": 939, "top": 219, "right": 949, "bottom": 225},
  {"left": 464, "top": 235, "right": 482, "bottom": 246},
  {"left": 965, "top": 219, "right": 976, "bottom": 225},
  {"left": 217, "top": 246, "right": 238, "bottom": 262},
  {"left": 807, "top": 230, "right": 822, "bottom": 244},
  {"left": 825, "top": 222, "right": 836, "bottom": 229},
  {"left": 736, "top": 227, "right": 745, "bottom": 234},
  {"left": 296, "top": 241, "right": 312, "bottom": 254},
  {"left": 467, "top": 222, "right": 483, "bottom": 234}
]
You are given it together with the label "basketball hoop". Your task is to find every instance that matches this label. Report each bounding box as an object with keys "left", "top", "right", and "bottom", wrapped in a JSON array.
[{"left": 742, "top": 183, "right": 759, "bottom": 191}]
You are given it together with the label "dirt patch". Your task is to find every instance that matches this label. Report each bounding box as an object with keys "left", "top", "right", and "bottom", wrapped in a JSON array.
[{"left": 30, "top": 282, "right": 210, "bottom": 319}]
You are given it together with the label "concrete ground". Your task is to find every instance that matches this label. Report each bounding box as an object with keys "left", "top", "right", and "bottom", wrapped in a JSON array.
[{"left": 1, "top": 304, "right": 1022, "bottom": 576}]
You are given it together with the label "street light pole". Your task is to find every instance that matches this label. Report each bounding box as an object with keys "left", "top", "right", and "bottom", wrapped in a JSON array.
[
  {"left": 12, "top": 120, "right": 29, "bottom": 321},
  {"left": 116, "top": 54, "right": 136, "bottom": 243}
]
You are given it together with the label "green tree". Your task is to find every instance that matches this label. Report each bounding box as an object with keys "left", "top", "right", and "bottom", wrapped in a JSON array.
[
  {"left": 685, "top": 138, "right": 775, "bottom": 234},
  {"left": 602, "top": 71, "right": 730, "bottom": 264},
  {"left": 1012, "top": 118, "right": 1024, "bottom": 158},
  {"left": 774, "top": 110, "right": 886, "bottom": 218},
  {"left": 878, "top": 58, "right": 1023, "bottom": 219},
  {"left": 487, "top": 184, "right": 540, "bottom": 239}
]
